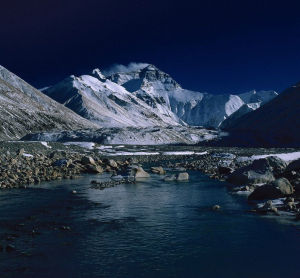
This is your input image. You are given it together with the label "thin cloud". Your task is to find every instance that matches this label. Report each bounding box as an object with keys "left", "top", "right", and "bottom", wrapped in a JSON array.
[{"left": 103, "top": 62, "right": 149, "bottom": 76}]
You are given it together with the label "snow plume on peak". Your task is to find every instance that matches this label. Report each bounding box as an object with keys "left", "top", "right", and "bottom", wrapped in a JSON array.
[
  {"left": 91, "top": 68, "right": 106, "bottom": 81},
  {"left": 103, "top": 62, "right": 150, "bottom": 76}
]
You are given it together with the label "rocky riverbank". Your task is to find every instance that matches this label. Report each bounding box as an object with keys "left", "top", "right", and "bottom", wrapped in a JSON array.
[
  {"left": 0, "top": 143, "right": 130, "bottom": 189},
  {"left": 166, "top": 152, "right": 300, "bottom": 219},
  {"left": 1, "top": 141, "right": 300, "bottom": 220}
]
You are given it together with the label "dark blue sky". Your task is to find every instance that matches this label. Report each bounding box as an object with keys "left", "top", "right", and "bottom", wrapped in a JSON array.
[{"left": 1, "top": 0, "right": 300, "bottom": 93}]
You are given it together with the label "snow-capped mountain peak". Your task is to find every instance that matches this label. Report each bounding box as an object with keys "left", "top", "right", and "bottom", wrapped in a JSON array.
[{"left": 43, "top": 63, "right": 278, "bottom": 129}]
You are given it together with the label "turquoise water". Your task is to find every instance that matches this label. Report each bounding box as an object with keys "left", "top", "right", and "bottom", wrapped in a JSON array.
[{"left": 0, "top": 171, "right": 299, "bottom": 278}]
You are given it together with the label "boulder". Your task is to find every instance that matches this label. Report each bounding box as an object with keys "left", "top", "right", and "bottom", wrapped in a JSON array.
[
  {"left": 248, "top": 178, "right": 294, "bottom": 200},
  {"left": 81, "top": 156, "right": 96, "bottom": 166},
  {"left": 273, "top": 177, "right": 294, "bottom": 195},
  {"left": 227, "top": 169, "right": 275, "bottom": 186},
  {"left": 177, "top": 172, "right": 189, "bottom": 181},
  {"left": 218, "top": 166, "right": 234, "bottom": 175},
  {"left": 248, "top": 184, "right": 282, "bottom": 200},
  {"left": 108, "top": 159, "right": 118, "bottom": 168},
  {"left": 264, "top": 156, "right": 287, "bottom": 174},
  {"left": 151, "top": 166, "right": 166, "bottom": 175},
  {"left": 212, "top": 205, "right": 221, "bottom": 210},
  {"left": 131, "top": 166, "right": 150, "bottom": 178},
  {"left": 85, "top": 165, "right": 103, "bottom": 174},
  {"left": 285, "top": 159, "right": 300, "bottom": 172}
]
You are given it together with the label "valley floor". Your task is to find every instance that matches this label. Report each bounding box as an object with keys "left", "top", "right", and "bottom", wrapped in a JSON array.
[{"left": 0, "top": 140, "right": 300, "bottom": 220}]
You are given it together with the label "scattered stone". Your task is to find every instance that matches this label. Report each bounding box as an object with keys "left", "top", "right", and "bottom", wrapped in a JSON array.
[
  {"left": 60, "top": 226, "right": 71, "bottom": 231},
  {"left": 16, "top": 148, "right": 24, "bottom": 156},
  {"left": 131, "top": 166, "right": 150, "bottom": 178},
  {"left": 91, "top": 177, "right": 135, "bottom": 190},
  {"left": 212, "top": 205, "right": 221, "bottom": 210},
  {"left": 108, "top": 159, "right": 118, "bottom": 168},
  {"left": 177, "top": 172, "right": 189, "bottom": 181},
  {"left": 151, "top": 166, "right": 166, "bottom": 175}
]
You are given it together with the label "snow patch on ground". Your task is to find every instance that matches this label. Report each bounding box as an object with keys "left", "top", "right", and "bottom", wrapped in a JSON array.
[
  {"left": 97, "top": 145, "right": 113, "bottom": 150},
  {"left": 64, "top": 142, "right": 95, "bottom": 150},
  {"left": 162, "top": 151, "right": 195, "bottom": 155},
  {"left": 103, "top": 151, "right": 160, "bottom": 156},
  {"left": 194, "top": 151, "right": 208, "bottom": 155},
  {"left": 23, "top": 153, "right": 34, "bottom": 157},
  {"left": 41, "top": 141, "right": 52, "bottom": 148},
  {"left": 237, "top": 152, "right": 300, "bottom": 162}
]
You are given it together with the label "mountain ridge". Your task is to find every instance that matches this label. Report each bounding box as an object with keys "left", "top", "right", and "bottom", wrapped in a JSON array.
[
  {"left": 0, "top": 65, "right": 98, "bottom": 140},
  {"left": 220, "top": 81, "right": 300, "bottom": 147},
  {"left": 43, "top": 64, "right": 278, "bottom": 128}
]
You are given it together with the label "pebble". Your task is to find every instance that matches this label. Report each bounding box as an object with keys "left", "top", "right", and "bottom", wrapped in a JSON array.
[{"left": 212, "top": 205, "right": 221, "bottom": 210}]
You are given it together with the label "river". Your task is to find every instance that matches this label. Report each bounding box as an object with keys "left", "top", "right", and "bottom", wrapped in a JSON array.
[{"left": 0, "top": 170, "right": 299, "bottom": 278}]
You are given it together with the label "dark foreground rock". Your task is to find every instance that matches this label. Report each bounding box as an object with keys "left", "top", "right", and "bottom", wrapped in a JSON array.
[
  {"left": 227, "top": 156, "right": 287, "bottom": 186},
  {"left": 248, "top": 178, "right": 294, "bottom": 200}
]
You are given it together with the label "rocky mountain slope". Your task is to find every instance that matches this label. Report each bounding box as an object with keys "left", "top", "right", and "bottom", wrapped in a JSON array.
[
  {"left": 0, "top": 65, "right": 98, "bottom": 140},
  {"left": 44, "top": 69, "right": 181, "bottom": 127},
  {"left": 220, "top": 103, "right": 260, "bottom": 129},
  {"left": 221, "top": 81, "right": 300, "bottom": 147},
  {"left": 44, "top": 64, "right": 277, "bottom": 128}
]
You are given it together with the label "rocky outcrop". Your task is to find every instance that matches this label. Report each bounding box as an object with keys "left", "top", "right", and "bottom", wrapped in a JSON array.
[
  {"left": 227, "top": 157, "right": 287, "bottom": 185},
  {"left": 248, "top": 178, "right": 294, "bottom": 200}
]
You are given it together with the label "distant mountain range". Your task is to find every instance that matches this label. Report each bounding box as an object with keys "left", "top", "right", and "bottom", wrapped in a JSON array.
[
  {"left": 43, "top": 64, "right": 277, "bottom": 128},
  {"left": 1, "top": 63, "right": 298, "bottom": 147}
]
